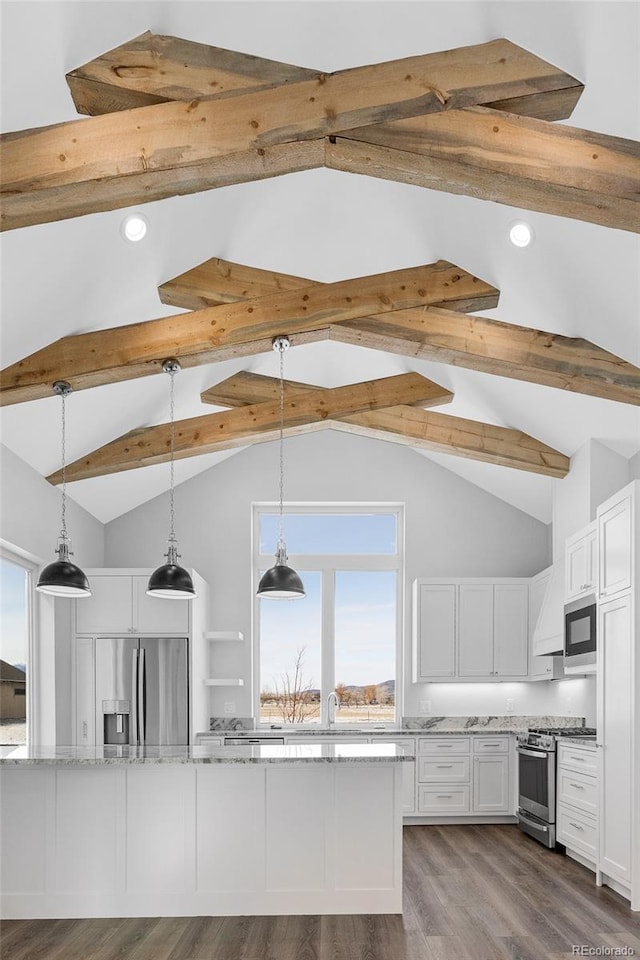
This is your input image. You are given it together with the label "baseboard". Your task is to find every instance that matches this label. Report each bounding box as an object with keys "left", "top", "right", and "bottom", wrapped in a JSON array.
[
  {"left": 564, "top": 847, "right": 596, "bottom": 874},
  {"left": 403, "top": 815, "right": 517, "bottom": 825}
]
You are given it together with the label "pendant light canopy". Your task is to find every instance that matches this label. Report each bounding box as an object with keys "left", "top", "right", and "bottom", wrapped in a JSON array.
[
  {"left": 257, "top": 337, "right": 305, "bottom": 601},
  {"left": 36, "top": 382, "right": 91, "bottom": 598},
  {"left": 147, "top": 360, "right": 196, "bottom": 600}
]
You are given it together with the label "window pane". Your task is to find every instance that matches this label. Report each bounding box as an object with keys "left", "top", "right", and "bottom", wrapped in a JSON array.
[
  {"left": 334, "top": 571, "right": 396, "bottom": 724},
  {"left": 259, "top": 513, "right": 397, "bottom": 555},
  {"left": 259, "top": 571, "right": 321, "bottom": 725},
  {"left": 0, "top": 557, "right": 28, "bottom": 745}
]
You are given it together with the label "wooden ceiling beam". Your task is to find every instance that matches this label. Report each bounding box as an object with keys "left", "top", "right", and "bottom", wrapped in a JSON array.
[
  {"left": 66, "top": 32, "right": 582, "bottom": 122},
  {"left": 0, "top": 261, "right": 496, "bottom": 405},
  {"left": 166, "top": 257, "right": 640, "bottom": 406},
  {"left": 327, "top": 107, "right": 640, "bottom": 233},
  {"left": 1, "top": 39, "right": 582, "bottom": 230},
  {"left": 46, "top": 373, "right": 452, "bottom": 483},
  {"left": 202, "top": 371, "right": 569, "bottom": 479},
  {"left": 66, "top": 31, "right": 320, "bottom": 116}
]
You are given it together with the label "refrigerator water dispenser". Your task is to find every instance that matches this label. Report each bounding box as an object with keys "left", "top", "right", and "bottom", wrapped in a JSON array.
[{"left": 102, "top": 699, "right": 130, "bottom": 744}]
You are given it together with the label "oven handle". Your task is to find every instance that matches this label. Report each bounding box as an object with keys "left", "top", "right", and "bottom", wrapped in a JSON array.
[
  {"left": 518, "top": 811, "right": 549, "bottom": 832},
  {"left": 517, "top": 747, "right": 550, "bottom": 759}
]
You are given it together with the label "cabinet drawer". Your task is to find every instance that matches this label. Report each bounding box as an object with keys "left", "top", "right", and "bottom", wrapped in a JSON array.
[
  {"left": 557, "top": 744, "right": 598, "bottom": 777},
  {"left": 418, "top": 737, "right": 470, "bottom": 755},
  {"left": 418, "top": 785, "right": 470, "bottom": 814},
  {"left": 557, "top": 768, "right": 598, "bottom": 818},
  {"left": 418, "top": 757, "right": 469, "bottom": 783},
  {"left": 473, "top": 737, "right": 509, "bottom": 754},
  {"left": 556, "top": 804, "right": 597, "bottom": 859}
]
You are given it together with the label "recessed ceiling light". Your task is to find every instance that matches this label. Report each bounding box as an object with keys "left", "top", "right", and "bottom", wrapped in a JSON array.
[
  {"left": 509, "top": 221, "right": 534, "bottom": 248},
  {"left": 121, "top": 213, "right": 148, "bottom": 243}
]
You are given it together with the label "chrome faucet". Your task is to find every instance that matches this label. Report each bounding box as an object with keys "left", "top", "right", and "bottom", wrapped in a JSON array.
[{"left": 327, "top": 691, "right": 340, "bottom": 727}]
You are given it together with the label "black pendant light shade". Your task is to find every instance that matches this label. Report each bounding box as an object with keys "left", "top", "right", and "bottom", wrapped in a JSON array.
[
  {"left": 146, "top": 360, "right": 196, "bottom": 600},
  {"left": 147, "top": 540, "right": 196, "bottom": 599},
  {"left": 37, "top": 536, "right": 91, "bottom": 598},
  {"left": 36, "top": 381, "right": 92, "bottom": 599},
  {"left": 257, "top": 542, "right": 305, "bottom": 600}
]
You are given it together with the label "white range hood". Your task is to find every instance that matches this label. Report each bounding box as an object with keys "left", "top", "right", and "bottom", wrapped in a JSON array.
[{"left": 531, "top": 561, "right": 565, "bottom": 657}]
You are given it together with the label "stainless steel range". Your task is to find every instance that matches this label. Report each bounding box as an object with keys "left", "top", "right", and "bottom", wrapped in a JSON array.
[{"left": 516, "top": 726, "right": 596, "bottom": 848}]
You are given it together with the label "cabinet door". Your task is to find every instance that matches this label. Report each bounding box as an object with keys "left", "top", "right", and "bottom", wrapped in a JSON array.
[
  {"left": 74, "top": 637, "right": 95, "bottom": 746},
  {"left": 133, "top": 577, "right": 190, "bottom": 634},
  {"left": 473, "top": 755, "right": 509, "bottom": 813},
  {"left": 566, "top": 526, "right": 598, "bottom": 602},
  {"left": 414, "top": 584, "right": 456, "bottom": 679},
  {"left": 75, "top": 577, "right": 132, "bottom": 634},
  {"left": 598, "top": 595, "right": 632, "bottom": 885},
  {"left": 458, "top": 584, "right": 493, "bottom": 677},
  {"left": 401, "top": 744, "right": 416, "bottom": 814},
  {"left": 493, "top": 584, "right": 528, "bottom": 677},
  {"left": 598, "top": 496, "right": 632, "bottom": 600}
]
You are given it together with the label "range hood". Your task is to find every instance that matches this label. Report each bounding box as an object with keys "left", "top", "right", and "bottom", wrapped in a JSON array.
[{"left": 531, "top": 560, "right": 565, "bottom": 657}]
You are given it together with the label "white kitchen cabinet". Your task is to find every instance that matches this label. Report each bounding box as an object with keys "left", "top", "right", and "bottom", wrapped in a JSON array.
[
  {"left": 75, "top": 571, "right": 189, "bottom": 635},
  {"left": 401, "top": 739, "right": 416, "bottom": 814},
  {"left": 413, "top": 583, "right": 456, "bottom": 680},
  {"left": 598, "top": 593, "right": 632, "bottom": 887},
  {"left": 493, "top": 583, "right": 528, "bottom": 677},
  {"left": 528, "top": 567, "right": 563, "bottom": 680},
  {"left": 598, "top": 491, "right": 632, "bottom": 600},
  {"left": 556, "top": 740, "right": 598, "bottom": 870},
  {"left": 565, "top": 522, "right": 598, "bottom": 602},
  {"left": 457, "top": 584, "right": 493, "bottom": 677},
  {"left": 73, "top": 637, "right": 95, "bottom": 746},
  {"left": 472, "top": 755, "right": 509, "bottom": 813}
]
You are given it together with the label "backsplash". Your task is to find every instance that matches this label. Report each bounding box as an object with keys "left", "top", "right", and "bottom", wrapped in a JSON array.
[
  {"left": 209, "top": 717, "right": 255, "bottom": 731},
  {"left": 402, "top": 715, "right": 585, "bottom": 732}
]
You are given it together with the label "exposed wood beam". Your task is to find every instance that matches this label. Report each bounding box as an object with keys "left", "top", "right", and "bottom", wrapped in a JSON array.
[
  {"left": 0, "top": 261, "right": 497, "bottom": 405},
  {"left": 327, "top": 107, "right": 640, "bottom": 233},
  {"left": 66, "top": 32, "right": 581, "bottom": 122},
  {"left": 168, "top": 257, "right": 640, "bottom": 406},
  {"left": 47, "top": 373, "right": 452, "bottom": 483},
  {"left": 1, "top": 39, "right": 582, "bottom": 230},
  {"left": 66, "top": 31, "right": 319, "bottom": 116},
  {"left": 202, "top": 371, "right": 569, "bottom": 479}
]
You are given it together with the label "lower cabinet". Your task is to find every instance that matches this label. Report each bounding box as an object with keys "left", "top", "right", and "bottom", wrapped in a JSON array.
[
  {"left": 556, "top": 741, "right": 599, "bottom": 869},
  {"left": 413, "top": 736, "right": 512, "bottom": 817}
]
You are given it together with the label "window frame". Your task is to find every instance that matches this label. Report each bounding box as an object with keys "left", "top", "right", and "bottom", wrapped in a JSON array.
[
  {"left": 0, "top": 545, "right": 38, "bottom": 748},
  {"left": 251, "top": 502, "right": 405, "bottom": 729}
]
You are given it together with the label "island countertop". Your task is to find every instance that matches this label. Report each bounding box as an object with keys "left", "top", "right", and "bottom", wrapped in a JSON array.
[{"left": 0, "top": 742, "right": 414, "bottom": 765}]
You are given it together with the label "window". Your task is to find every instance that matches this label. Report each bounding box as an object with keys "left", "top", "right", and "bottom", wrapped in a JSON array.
[
  {"left": 254, "top": 505, "right": 403, "bottom": 726},
  {"left": 0, "top": 553, "right": 32, "bottom": 746}
]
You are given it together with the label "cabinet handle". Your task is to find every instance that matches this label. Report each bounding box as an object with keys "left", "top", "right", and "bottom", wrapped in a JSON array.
[
  {"left": 571, "top": 756, "right": 586, "bottom": 762},
  {"left": 437, "top": 794, "right": 453, "bottom": 799},
  {"left": 82, "top": 721, "right": 88, "bottom": 739},
  {"left": 569, "top": 782, "right": 585, "bottom": 790},
  {"left": 437, "top": 745, "right": 454, "bottom": 749},
  {"left": 483, "top": 744, "right": 500, "bottom": 748},
  {"left": 569, "top": 822, "right": 584, "bottom": 831},
  {"left": 436, "top": 764, "right": 454, "bottom": 768}
]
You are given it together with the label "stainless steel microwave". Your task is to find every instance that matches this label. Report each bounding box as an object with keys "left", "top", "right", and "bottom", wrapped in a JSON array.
[{"left": 564, "top": 594, "right": 597, "bottom": 667}]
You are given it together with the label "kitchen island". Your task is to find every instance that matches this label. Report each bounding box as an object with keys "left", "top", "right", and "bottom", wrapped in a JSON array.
[{"left": 0, "top": 742, "right": 413, "bottom": 919}]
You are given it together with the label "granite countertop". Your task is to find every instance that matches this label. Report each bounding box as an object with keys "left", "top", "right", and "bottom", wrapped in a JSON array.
[
  {"left": 201, "top": 715, "right": 586, "bottom": 738},
  {"left": 0, "top": 743, "right": 414, "bottom": 766}
]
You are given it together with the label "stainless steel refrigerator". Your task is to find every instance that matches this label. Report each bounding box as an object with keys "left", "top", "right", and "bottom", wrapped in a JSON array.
[{"left": 95, "top": 637, "right": 189, "bottom": 746}]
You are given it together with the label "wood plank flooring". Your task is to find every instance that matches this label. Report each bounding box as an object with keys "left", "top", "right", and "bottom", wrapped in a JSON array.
[{"left": 2, "top": 825, "right": 639, "bottom": 959}]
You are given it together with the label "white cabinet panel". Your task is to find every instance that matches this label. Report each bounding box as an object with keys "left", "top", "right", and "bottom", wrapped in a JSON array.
[
  {"left": 472, "top": 756, "right": 509, "bottom": 813},
  {"left": 418, "top": 737, "right": 470, "bottom": 755},
  {"left": 528, "top": 568, "right": 561, "bottom": 679},
  {"left": 418, "top": 785, "right": 470, "bottom": 814},
  {"left": 493, "top": 584, "right": 528, "bottom": 677},
  {"left": 557, "top": 769, "right": 598, "bottom": 818},
  {"left": 473, "top": 737, "right": 508, "bottom": 754},
  {"left": 0, "top": 768, "right": 48, "bottom": 895},
  {"left": 598, "top": 495, "right": 632, "bottom": 600},
  {"left": 598, "top": 595, "right": 632, "bottom": 886},
  {"left": 401, "top": 743, "right": 416, "bottom": 814},
  {"left": 133, "top": 577, "right": 189, "bottom": 634},
  {"left": 557, "top": 743, "right": 598, "bottom": 778},
  {"left": 458, "top": 584, "right": 493, "bottom": 677},
  {"left": 418, "top": 757, "right": 469, "bottom": 782},
  {"left": 557, "top": 805, "right": 598, "bottom": 860},
  {"left": 55, "top": 768, "right": 120, "bottom": 894},
  {"left": 334, "top": 766, "right": 396, "bottom": 891},
  {"left": 75, "top": 577, "right": 132, "bottom": 635},
  {"left": 413, "top": 583, "right": 456, "bottom": 680},
  {"left": 74, "top": 637, "right": 95, "bottom": 746},
  {"left": 196, "top": 766, "right": 262, "bottom": 892},
  {"left": 265, "top": 767, "right": 327, "bottom": 892},
  {"left": 565, "top": 523, "right": 597, "bottom": 602}
]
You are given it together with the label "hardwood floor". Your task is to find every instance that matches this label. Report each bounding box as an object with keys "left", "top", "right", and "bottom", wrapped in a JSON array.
[{"left": 2, "top": 825, "right": 639, "bottom": 960}]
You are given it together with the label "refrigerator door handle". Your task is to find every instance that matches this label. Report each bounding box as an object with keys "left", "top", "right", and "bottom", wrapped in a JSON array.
[
  {"left": 131, "top": 648, "right": 139, "bottom": 745},
  {"left": 138, "top": 647, "right": 146, "bottom": 745}
]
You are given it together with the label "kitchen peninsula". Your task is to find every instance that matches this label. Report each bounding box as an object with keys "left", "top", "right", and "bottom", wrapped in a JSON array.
[{"left": 0, "top": 742, "right": 412, "bottom": 919}]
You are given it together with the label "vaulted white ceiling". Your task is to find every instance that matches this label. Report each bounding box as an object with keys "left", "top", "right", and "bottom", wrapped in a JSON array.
[{"left": 1, "top": 1, "right": 638, "bottom": 525}]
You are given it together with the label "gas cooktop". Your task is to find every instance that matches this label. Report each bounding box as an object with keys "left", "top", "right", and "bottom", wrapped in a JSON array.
[{"left": 528, "top": 726, "right": 597, "bottom": 736}]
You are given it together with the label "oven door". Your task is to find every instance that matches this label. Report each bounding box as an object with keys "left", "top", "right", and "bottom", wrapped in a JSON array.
[{"left": 518, "top": 746, "right": 555, "bottom": 822}]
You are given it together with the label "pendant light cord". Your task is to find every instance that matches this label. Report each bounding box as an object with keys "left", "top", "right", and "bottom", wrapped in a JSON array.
[
  {"left": 60, "top": 387, "right": 67, "bottom": 541},
  {"left": 169, "top": 365, "right": 176, "bottom": 544},
  {"left": 278, "top": 340, "right": 285, "bottom": 545}
]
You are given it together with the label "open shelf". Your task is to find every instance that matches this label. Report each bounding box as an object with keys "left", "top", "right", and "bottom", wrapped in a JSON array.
[
  {"left": 203, "top": 678, "right": 245, "bottom": 687},
  {"left": 204, "top": 631, "right": 244, "bottom": 642}
]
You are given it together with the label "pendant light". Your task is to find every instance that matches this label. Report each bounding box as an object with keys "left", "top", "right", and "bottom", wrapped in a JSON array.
[
  {"left": 147, "top": 360, "right": 196, "bottom": 600},
  {"left": 36, "top": 382, "right": 91, "bottom": 597},
  {"left": 257, "top": 337, "right": 305, "bottom": 600}
]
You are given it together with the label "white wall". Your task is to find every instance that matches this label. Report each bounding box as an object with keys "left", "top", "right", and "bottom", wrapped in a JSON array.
[
  {"left": 1, "top": 444, "right": 105, "bottom": 744},
  {"left": 105, "top": 430, "right": 552, "bottom": 721}
]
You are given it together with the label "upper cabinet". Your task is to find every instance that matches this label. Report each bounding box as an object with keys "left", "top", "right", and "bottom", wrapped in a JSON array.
[
  {"left": 598, "top": 489, "right": 633, "bottom": 601},
  {"left": 75, "top": 572, "right": 190, "bottom": 635},
  {"left": 414, "top": 579, "right": 528, "bottom": 682},
  {"left": 565, "top": 521, "right": 598, "bottom": 602}
]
